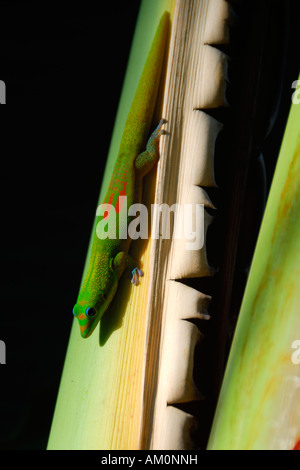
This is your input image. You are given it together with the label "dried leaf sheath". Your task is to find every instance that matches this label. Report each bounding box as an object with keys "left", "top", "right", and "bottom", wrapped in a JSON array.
[{"left": 140, "top": 0, "right": 235, "bottom": 450}]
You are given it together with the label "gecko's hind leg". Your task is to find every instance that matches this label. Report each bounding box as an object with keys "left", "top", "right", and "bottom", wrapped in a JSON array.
[{"left": 135, "top": 119, "right": 167, "bottom": 177}]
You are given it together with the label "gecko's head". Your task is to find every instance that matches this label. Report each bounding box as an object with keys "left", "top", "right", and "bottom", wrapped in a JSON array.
[
  {"left": 73, "top": 255, "right": 120, "bottom": 338},
  {"left": 72, "top": 303, "right": 100, "bottom": 339},
  {"left": 72, "top": 292, "right": 108, "bottom": 339},
  {"left": 72, "top": 277, "right": 119, "bottom": 339}
]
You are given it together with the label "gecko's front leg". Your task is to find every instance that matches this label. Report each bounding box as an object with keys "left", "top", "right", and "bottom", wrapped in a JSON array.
[{"left": 113, "top": 251, "right": 144, "bottom": 286}]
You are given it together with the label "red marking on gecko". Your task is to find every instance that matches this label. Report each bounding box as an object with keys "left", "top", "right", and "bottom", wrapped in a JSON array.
[
  {"left": 103, "top": 193, "right": 114, "bottom": 219},
  {"left": 115, "top": 182, "right": 128, "bottom": 213},
  {"left": 103, "top": 181, "right": 128, "bottom": 220},
  {"left": 293, "top": 439, "right": 300, "bottom": 450}
]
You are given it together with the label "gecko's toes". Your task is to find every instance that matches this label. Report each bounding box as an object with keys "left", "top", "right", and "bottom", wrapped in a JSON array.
[
  {"left": 131, "top": 267, "right": 144, "bottom": 286},
  {"left": 131, "top": 276, "right": 139, "bottom": 286},
  {"left": 156, "top": 119, "right": 168, "bottom": 138}
]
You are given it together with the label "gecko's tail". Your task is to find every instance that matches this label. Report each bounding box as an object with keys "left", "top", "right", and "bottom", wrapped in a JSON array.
[{"left": 120, "top": 12, "right": 170, "bottom": 154}]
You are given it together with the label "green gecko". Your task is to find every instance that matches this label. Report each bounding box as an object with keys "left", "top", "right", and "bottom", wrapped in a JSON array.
[{"left": 73, "top": 13, "right": 169, "bottom": 338}]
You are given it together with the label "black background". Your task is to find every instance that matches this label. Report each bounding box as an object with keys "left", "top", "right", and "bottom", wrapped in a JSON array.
[
  {"left": 0, "top": 0, "right": 299, "bottom": 451},
  {"left": 0, "top": 0, "right": 141, "bottom": 450}
]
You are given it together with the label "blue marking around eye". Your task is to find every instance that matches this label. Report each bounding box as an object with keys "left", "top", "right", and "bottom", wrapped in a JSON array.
[{"left": 86, "top": 307, "right": 97, "bottom": 317}]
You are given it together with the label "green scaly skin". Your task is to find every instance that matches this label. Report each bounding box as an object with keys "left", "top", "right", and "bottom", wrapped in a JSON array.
[{"left": 73, "top": 13, "right": 169, "bottom": 338}]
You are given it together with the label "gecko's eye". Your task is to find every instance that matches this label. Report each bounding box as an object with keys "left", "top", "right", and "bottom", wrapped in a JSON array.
[{"left": 86, "top": 307, "right": 97, "bottom": 318}]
